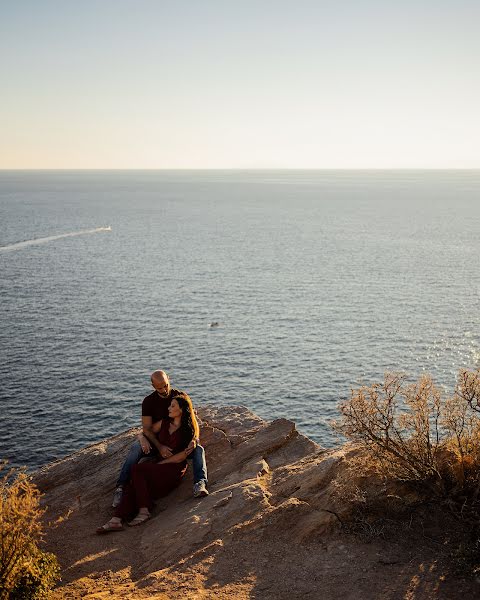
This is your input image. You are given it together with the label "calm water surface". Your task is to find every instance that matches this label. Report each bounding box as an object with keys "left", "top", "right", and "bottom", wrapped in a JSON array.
[{"left": 0, "top": 170, "right": 479, "bottom": 469}]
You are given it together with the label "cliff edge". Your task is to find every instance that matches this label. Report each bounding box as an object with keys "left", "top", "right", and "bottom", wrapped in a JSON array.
[{"left": 34, "top": 406, "right": 477, "bottom": 599}]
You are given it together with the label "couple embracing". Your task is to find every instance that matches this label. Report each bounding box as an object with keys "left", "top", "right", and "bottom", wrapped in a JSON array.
[{"left": 97, "top": 370, "right": 208, "bottom": 534}]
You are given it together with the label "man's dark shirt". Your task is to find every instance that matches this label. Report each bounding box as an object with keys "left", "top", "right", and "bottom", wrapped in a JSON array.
[{"left": 141, "top": 388, "right": 182, "bottom": 424}]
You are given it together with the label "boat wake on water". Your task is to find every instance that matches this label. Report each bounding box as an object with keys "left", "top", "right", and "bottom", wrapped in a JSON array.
[{"left": 0, "top": 226, "right": 112, "bottom": 253}]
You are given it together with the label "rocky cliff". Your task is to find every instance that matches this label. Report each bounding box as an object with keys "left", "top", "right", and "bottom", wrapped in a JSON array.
[{"left": 34, "top": 406, "right": 477, "bottom": 599}]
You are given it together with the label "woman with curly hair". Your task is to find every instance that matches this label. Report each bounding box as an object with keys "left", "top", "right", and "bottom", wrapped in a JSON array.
[{"left": 97, "top": 393, "right": 199, "bottom": 533}]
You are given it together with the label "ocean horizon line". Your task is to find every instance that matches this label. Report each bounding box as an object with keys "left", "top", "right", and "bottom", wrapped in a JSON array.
[{"left": 1, "top": 167, "right": 480, "bottom": 173}]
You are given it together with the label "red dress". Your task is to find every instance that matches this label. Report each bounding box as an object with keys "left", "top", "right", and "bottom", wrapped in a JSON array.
[{"left": 114, "top": 419, "right": 188, "bottom": 519}]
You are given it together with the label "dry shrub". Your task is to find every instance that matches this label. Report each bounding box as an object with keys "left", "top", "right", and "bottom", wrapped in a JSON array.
[
  {"left": 0, "top": 462, "right": 60, "bottom": 599},
  {"left": 333, "top": 369, "right": 480, "bottom": 512},
  {"left": 456, "top": 368, "right": 480, "bottom": 414}
]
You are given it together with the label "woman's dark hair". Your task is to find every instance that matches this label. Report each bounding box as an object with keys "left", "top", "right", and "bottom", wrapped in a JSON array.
[{"left": 172, "top": 393, "right": 199, "bottom": 448}]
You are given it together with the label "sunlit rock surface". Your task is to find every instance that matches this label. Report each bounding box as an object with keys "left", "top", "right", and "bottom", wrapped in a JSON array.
[{"left": 34, "top": 406, "right": 477, "bottom": 599}]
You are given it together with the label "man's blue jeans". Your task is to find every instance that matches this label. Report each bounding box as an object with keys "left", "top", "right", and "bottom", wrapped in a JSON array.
[{"left": 116, "top": 440, "right": 208, "bottom": 487}]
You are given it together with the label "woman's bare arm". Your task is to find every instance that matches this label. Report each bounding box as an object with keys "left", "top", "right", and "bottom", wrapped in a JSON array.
[
  {"left": 157, "top": 443, "right": 195, "bottom": 464},
  {"left": 142, "top": 417, "right": 173, "bottom": 458}
]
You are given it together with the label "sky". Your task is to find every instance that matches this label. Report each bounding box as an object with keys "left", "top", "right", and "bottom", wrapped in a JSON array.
[{"left": 0, "top": 0, "right": 479, "bottom": 169}]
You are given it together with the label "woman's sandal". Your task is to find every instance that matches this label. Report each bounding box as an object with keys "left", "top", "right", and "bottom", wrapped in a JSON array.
[
  {"left": 127, "top": 512, "right": 150, "bottom": 527},
  {"left": 96, "top": 520, "right": 124, "bottom": 535}
]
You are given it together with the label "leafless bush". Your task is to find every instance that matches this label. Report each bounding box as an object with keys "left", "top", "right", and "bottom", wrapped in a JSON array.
[
  {"left": 333, "top": 369, "right": 480, "bottom": 510},
  {"left": 455, "top": 368, "right": 480, "bottom": 414}
]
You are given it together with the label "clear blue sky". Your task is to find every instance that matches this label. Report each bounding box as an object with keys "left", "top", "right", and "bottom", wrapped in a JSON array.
[{"left": 1, "top": 0, "right": 479, "bottom": 168}]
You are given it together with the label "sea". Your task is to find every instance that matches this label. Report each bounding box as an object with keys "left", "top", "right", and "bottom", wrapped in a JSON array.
[{"left": 0, "top": 170, "right": 479, "bottom": 470}]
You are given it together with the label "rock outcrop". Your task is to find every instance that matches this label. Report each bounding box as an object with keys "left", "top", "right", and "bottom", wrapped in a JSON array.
[{"left": 34, "top": 406, "right": 478, "bottom": 599}]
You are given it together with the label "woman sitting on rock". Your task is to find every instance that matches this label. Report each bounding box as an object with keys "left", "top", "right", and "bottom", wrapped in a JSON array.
[{"left": 96, "top": 393, "right": 198, "bottom": 533}]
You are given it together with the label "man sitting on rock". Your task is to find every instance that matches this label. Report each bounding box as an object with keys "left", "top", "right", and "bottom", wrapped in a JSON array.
[{"left": 112, "top": 370, "right": 208, "bottom": 507}]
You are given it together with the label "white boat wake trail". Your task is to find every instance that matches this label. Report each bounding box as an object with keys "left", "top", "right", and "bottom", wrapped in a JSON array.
[{"left": 0, "top": 226, "right": 112, "bottom": 253}]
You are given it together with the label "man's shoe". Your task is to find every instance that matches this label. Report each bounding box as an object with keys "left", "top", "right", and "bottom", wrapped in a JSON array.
[
  {"left": 193, "top": 480, "right": 209, "bottom": 498},
  {"left": 112, "top": 486, "right": 123, "bottom": 508}
]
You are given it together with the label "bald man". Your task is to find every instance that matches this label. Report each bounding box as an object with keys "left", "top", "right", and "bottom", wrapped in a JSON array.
[{"left": 112, "top": 370, "right": 208, "bottom": 507}]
